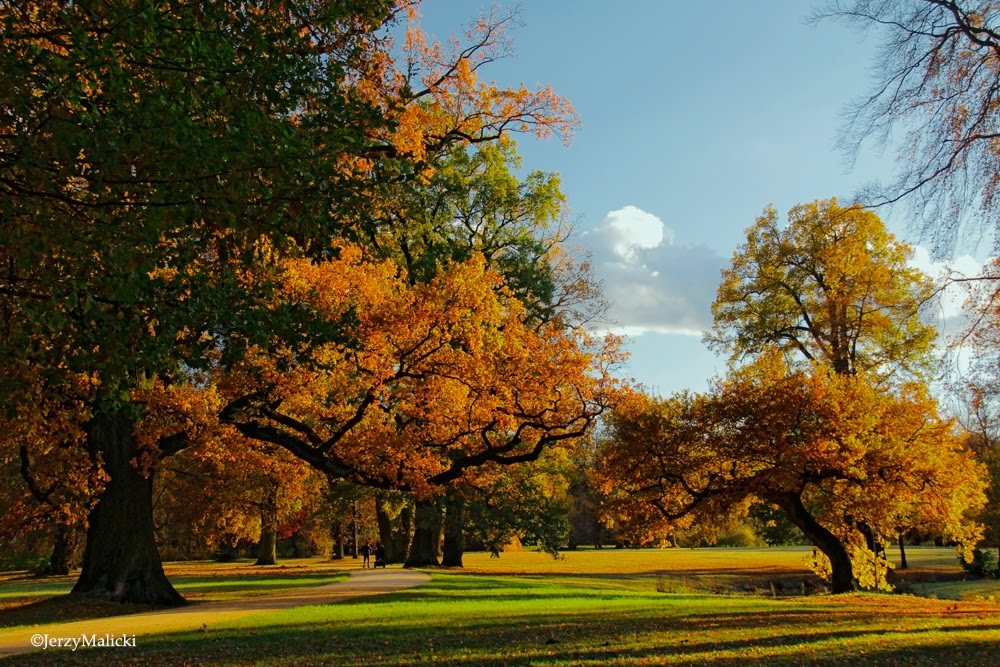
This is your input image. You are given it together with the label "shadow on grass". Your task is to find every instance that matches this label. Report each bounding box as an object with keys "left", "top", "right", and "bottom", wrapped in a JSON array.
[
  {"left": 6, "top": 571, "right": 1000, "bottom": 666},
  {"left": 9, "top": 596, "right": 1000, "bottom": 667},
  {"left": 0, "top": 594, "right": 167, "bottom": 630},
  {"left": 0, "top": 573, "right": 347, "bottom": 628}
]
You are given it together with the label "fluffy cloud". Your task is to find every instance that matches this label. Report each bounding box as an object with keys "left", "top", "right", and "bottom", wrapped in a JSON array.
[{"left": 584, "top": 206, "right": 726, "bottom": 336}]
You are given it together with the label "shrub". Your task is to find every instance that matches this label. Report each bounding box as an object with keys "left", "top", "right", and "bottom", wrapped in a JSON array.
[{"left": 959, "top": 547, "right": 999, "bottom": 578}]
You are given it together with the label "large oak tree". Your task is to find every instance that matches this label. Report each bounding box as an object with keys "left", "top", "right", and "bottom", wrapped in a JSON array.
[
  {"left": 0, "top": 0, "right": 576, "bottom": 603},
  {"left": 706, "top": 198, "right": 936, "bottom": 381},
  {"left": 597, "top": 354, "right": 985, "bottom": 593}
]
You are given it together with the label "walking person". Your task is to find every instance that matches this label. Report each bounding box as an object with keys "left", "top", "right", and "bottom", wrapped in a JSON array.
[{"left": 361, "top": 543, "right": 371, "bottom": 569}]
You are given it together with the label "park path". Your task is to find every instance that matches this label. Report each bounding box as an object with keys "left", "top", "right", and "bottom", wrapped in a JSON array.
[{"left": 0, "top": 568, "right": 429, "bottom": 660}]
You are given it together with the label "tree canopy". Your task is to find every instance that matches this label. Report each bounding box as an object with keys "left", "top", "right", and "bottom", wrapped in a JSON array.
[
  {"left": 819, "top": 0, "right": 1000, "bottom": 253},
  {"left": 597, "top": 353, "right": 985, "bottom": 593},
  {"left": 706, "top": 198, "right": 936, "bottom": 381},
  {"left": 0, "top": 0, "right": 590, "bottom": 603}
]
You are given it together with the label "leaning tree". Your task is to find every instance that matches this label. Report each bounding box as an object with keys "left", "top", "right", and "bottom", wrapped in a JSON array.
[{"left": 597, "top": 354, "right": 985, "bottom": 593}]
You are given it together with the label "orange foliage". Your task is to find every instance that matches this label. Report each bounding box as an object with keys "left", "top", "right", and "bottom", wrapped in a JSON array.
[
  {"left": 0, "top": 365, "right": 104, "bottom": 535},
  {"left": 598, "top": 353, "right": 985, "bottom": 576},
  {"left": 220, "top": 243, "right": 621, "bottom": 498},
  {"left": 367, "top": 5, "right": 577, "bottom": 165}
]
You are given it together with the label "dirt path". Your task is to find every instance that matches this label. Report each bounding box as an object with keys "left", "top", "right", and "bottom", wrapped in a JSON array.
[{"left": 0, "top": 568, "right": 429, "bottom": 660}]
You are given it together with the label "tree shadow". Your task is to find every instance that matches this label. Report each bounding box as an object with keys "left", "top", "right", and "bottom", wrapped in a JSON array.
[
  {"left": 0, "top": 594, "right": 165, "bottom": 629},
  {"left": 10, "top": 600, "right": 1000, "bottom": 667}
]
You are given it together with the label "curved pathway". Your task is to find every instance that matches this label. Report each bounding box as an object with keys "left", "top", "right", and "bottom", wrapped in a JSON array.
[{"left": 0, "top": 568, "right": 429, "bottom": 660}]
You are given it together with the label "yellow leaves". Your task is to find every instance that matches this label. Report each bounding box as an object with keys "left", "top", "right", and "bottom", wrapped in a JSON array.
[{"left": 709, "top": 198, "right": 936, "bottom": 381}]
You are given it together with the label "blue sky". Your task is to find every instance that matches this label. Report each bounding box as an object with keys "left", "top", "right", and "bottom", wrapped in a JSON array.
[{"left": 416, "top": 1, "right": 965, "bottom": 395}]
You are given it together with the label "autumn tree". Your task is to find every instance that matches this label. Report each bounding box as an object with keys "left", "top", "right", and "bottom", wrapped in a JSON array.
[
  {"left": 950, "top": 262, "right": 1000, "bottom": 556},
  {"left": 817, "top": 0, "right": 1000, "bottom": 253},
  {"left": 0, "top": 369, "right": 102, "bottom": 574},
  {"left": 219, "top": 246, "right": 621, "bottom": 567},
  {"left": 0, "top": 0, "right": 575, "bottom": 603},
  {"left": 707, "top": 198, "right": 937, "bottom": 381},
  {"left": 154, "top": 432, "right": 324, "bottom": 565},
  {"left": 597, "top": 355, "right": 985, "bottom": 593},
  {"left": 460, "top": 461, "right": 571, "bottom": 561}
]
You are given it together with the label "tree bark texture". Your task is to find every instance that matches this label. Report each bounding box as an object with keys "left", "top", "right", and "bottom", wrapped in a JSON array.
[
  {"left": 441, "top": 495, "right": 465, "bottom": 567},
  {"left": 72, "top": 407, "right": 184, "bottom": 605},
  {"left": 393, "top": 504, "right": 414, "bottom": 563},
  {"left": 255, "top": 481, "right": 279, "bottom": 566},
  {"left": 46, "top": 523, "right": 80, "bottom": 575},
  {"left": 331, "top": 520, "right": 345, "bottom": 560}
]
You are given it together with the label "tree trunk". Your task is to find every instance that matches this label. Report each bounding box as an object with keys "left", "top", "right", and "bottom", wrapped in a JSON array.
[
  {"left": 351, "top": 502, "right": 359, "bottom": 559},
  {"left": 331, "top": 520, "right": 345, "bottom": 560},
  {"left": 771, "top": 492, "right": 855, "bottom": 594},
  {"left": 394, "top": 504, "right": 414, "bottom": 563},
  {"left": 255, "top": 481, "right": 279, "bottom": 566},
  {"left": 434, "top": 497, "right": 445, "bottom": 560},
  {"left": 441, "top": 495, "right": 465, "bottom": 567},
  {"left": 47, "top": 523, "right": 80, "bottom": 576},
  {"left": 72, "top": 407, "right": 184, "bottom": 605},
  {"left": 857, "top": 521, "right": 884, "bottom": 556},
  {"left": 404, "top": 500, "right": 440, "bottom": 567},
  {"left": 897, "top": 532, "right": 908, "bottom": 570},
  {"left": 215, "top": 541, "right": 239, "bottom": 562},
  {"left": 375, "top": 495, "right": 397, "bottom": 564}
]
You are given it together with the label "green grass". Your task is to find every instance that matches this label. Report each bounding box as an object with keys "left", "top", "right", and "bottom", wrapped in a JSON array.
[
  {"left": 912, "top": 579, "right": 1000, "bottom": 601},
  {"left": 4, "top": 547, "right": 999, "bottom": 665},
  {"left": 0, "top": 558, "right": 350, "bottom": 629},
  {"left": 10, "top": 565, "right": 1000, "bottom": 666}
]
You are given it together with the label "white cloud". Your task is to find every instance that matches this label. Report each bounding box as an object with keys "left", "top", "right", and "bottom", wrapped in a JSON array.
[
  {"left": 599, "top": 205, "right": 673, "bottom": 261},
  {"left": 908, "top": 246, "right": 988, "bottom": 337},
  {"left": 584, "top": 206, "right": 727, "bottom": 336}
]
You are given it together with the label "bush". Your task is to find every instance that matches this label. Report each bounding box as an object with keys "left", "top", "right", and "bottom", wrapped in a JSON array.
[
  {"left": 959, "top": 547, "right": 999, "bottom": 578},
  {"left": 715, "top": 524, "right": 767, "bottom": 548}
]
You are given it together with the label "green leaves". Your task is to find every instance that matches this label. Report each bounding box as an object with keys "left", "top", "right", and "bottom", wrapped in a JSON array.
[{"left": 707, "top": 198, "right": 937, "bottom": 382}]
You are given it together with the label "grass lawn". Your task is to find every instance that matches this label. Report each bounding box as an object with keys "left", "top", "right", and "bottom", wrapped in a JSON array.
[
  {"left": 3, "top": 547, "right": 999, "bottom": 665},
  {"left": 0, "top": 558, "right": 353, "bottom": 628}
]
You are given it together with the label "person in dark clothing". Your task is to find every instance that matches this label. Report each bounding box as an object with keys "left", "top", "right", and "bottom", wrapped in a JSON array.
[
  {"left": 374, "top": 543, "right": 386, "bottom": 568},
  {"left": 361, "top": 543, "right": 371, "bottom": 568}
]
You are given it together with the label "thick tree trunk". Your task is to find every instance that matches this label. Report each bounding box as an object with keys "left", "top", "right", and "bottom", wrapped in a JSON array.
[
  {"left": 897, "top": 532, "right": 908, "bottom": 570},
  {"left": 255, "top": 482, "right": 279, "bottom": 566},
  {"left": 441, "top": 495, "right": 465, "bottom": 567},
  {"left": 375, "top": 495, "right": 397, "bottom": 564},
  {"left": 404, "top": 500, "right": 440, "bottom": 567},
  {"left": 72, "top": 407, "right": 184, "bottom": 605},
  {"left": 771, "top": 492, "right": 855, "bottom": 594}
]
